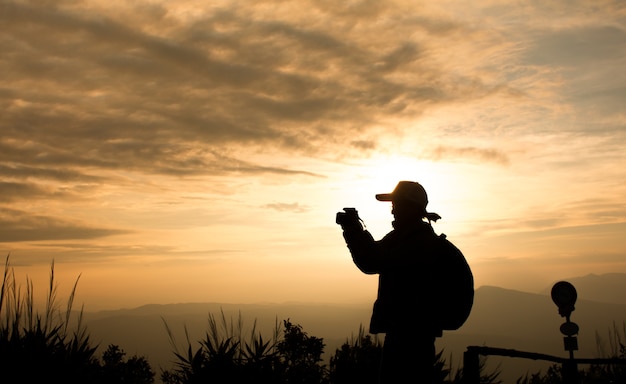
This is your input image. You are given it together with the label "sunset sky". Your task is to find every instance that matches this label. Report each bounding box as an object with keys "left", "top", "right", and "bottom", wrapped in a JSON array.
[{"left": 1, "top": 0, "right": 625, "bottom": 311}]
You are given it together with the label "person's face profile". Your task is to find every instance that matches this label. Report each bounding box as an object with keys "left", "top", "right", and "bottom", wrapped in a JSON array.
[
  {"left": 391, "top": 200, "right": 421, "bottom": 222},
  {"left": 391, "top": 200, "right": 409, "bottom": 217}
]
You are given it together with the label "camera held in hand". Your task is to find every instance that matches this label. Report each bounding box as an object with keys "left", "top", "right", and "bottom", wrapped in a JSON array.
[{"left": 336, "top": 207, "right": 362, "bottom": 230}]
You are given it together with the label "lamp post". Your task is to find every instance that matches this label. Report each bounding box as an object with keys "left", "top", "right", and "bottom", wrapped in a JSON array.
[{"left": 551, "top": 281, "right": 580, "bottom": 384}]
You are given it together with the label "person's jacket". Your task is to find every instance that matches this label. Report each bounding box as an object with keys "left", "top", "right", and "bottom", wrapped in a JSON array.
[{"left": 343, "top": 220, "right": 442, "bottom": 336}]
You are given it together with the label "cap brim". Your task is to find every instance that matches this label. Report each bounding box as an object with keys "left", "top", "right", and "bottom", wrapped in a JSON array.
[{"left": 375, "top": 193, "right": 393, "bottom": 201}]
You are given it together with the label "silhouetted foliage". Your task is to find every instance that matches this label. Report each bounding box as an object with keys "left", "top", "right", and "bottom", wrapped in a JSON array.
[
  {"left": 0, "top": 256, "right": 100, "bottom": 383},
  {"left": 161, "top": 309, "right": 511, "bottom": 384},
  {"left": 162, "top": 310, "right": 264, "bottom": 383},
  {"left": 161, "top": 315, "right": 327, "bottom": 384},
  {"left": 6, "top": 254, "right": 626, "bottom": 384},
  {"left": 328, "top": 324, "right": 507, "bottom": 384},
  {"left": 101, "top": 344, "right": 155, "bottom": 384},
  {"left": 516, "top": 364, "right": 572, "bottom": 384},
  {"left": 329, "top": 326, "right": 382, "bottom": 384},
  {"left": 241, "top": 331, "right": 281, "bottom": 383},
  {"left": 0, "top": 255, "right": 155, "bottom": 384},
  {"left": 277, "top": 319, "right": 327, "bottom": 384},
  {"left": 588, "top": 321, "right": 626, "bottom": 382}
]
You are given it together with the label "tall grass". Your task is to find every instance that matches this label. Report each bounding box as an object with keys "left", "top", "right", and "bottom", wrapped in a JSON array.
[
  {"left": 0, "top": 254, "right": 98, "bottom": 382},
  {"left": 595, "top": 321, "right": 626, "bottom": 359}
]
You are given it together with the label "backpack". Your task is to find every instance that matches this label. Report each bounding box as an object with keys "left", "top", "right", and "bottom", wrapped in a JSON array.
[{"left": 432, "top": 233, "right": 474, "bottom": 331}]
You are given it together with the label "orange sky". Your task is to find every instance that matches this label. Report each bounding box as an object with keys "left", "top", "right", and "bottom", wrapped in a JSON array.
[{"left": 1, "top": 0, "right": 625, "bottom": 310}]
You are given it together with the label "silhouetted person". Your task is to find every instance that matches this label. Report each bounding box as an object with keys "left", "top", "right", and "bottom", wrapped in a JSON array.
[{"left": 336, "top": 181, "right": 445, "bottom": 384}]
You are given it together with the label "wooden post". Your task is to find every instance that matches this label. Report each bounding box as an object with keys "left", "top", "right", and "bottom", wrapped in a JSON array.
[
  {"left": 562, "top": 359, "right": 580, "bottom": 384},
  {"left": 463, "top": 347, "right": 480, "bottom": 384}
]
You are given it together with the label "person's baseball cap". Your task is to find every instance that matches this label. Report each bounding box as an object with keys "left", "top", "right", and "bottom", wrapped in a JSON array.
[{"left": 375, "top": 181, "right": 428, "bottom": 208}]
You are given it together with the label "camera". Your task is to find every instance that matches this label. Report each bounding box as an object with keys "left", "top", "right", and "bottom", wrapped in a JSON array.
[{"left": 336, "top": 207, "right": 360, "bottom": 228}]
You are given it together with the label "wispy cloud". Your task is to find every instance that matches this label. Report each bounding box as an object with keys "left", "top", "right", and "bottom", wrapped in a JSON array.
[
  {"left": 0, "top": 207, "right": 128, "bottom": 243},
  {"left": 263, "top": 202, "right": 310, "bottom": 213},
  {"left": 426, "top": 145, "right": 510, "bottom": 165}
]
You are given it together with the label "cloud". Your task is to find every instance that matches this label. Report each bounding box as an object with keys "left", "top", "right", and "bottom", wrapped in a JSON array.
[
  {"left": 0, "top": 207, "right": 128, "bottom": 243},
  {"left": 0, "top": 181, "right": 68, "bottom": 203},
  {"left": 524, "top": 25, "right": 626, "bottom": 67},
  {"left": 3, "top": 243, "right": 226, "bottom": 265},
  {"left": 0, "top": 1, "right": 501, "bottom": 165},
  {"left": 263, "top": 202, "right": 310, "bottom": 213},
  {"left": 0, "top": 163, "right": 105, "bottom": 183},
  {"left": 426, "top": 145, "right": 510, "bottom": 165}
]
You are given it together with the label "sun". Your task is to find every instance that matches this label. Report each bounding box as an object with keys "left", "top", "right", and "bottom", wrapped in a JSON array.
[
  {"left": 357, "top": 154, "right": 457, "bottom": 201},
  {"left": 335, "top": 154, "right": 463, "bottom": 236}
]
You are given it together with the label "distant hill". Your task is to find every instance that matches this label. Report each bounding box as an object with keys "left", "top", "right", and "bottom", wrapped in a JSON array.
[
  {"left": 442, "top": 283, "right": 626, "bottom": 382},
  {"left": 83, "top": 302, "right": 373, "bottom": 374},
  {"left": 541, "top": 273, "right": 626, "bottom": 305},
  {"left": 82, "top": 274, "right": 626, "bottom": 383}
]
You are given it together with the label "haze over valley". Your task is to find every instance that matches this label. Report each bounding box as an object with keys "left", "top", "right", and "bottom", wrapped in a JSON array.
[{"left": 82, "top": 273, "right": 626, "bottom": 383}]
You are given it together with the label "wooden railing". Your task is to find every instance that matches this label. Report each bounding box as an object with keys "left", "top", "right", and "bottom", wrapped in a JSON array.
[{"left": 462, "top": 345, "right": 626, "bottom": 384}]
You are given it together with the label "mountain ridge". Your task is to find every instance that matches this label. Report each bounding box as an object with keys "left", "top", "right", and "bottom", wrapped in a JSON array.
[{"left": 82, "top": 276, "right": 626, "bottom": 383}]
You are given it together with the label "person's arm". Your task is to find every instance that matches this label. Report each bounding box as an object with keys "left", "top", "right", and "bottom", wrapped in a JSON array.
[{"left": 342, "top": 228, "right": 382, "bottom": 274}]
